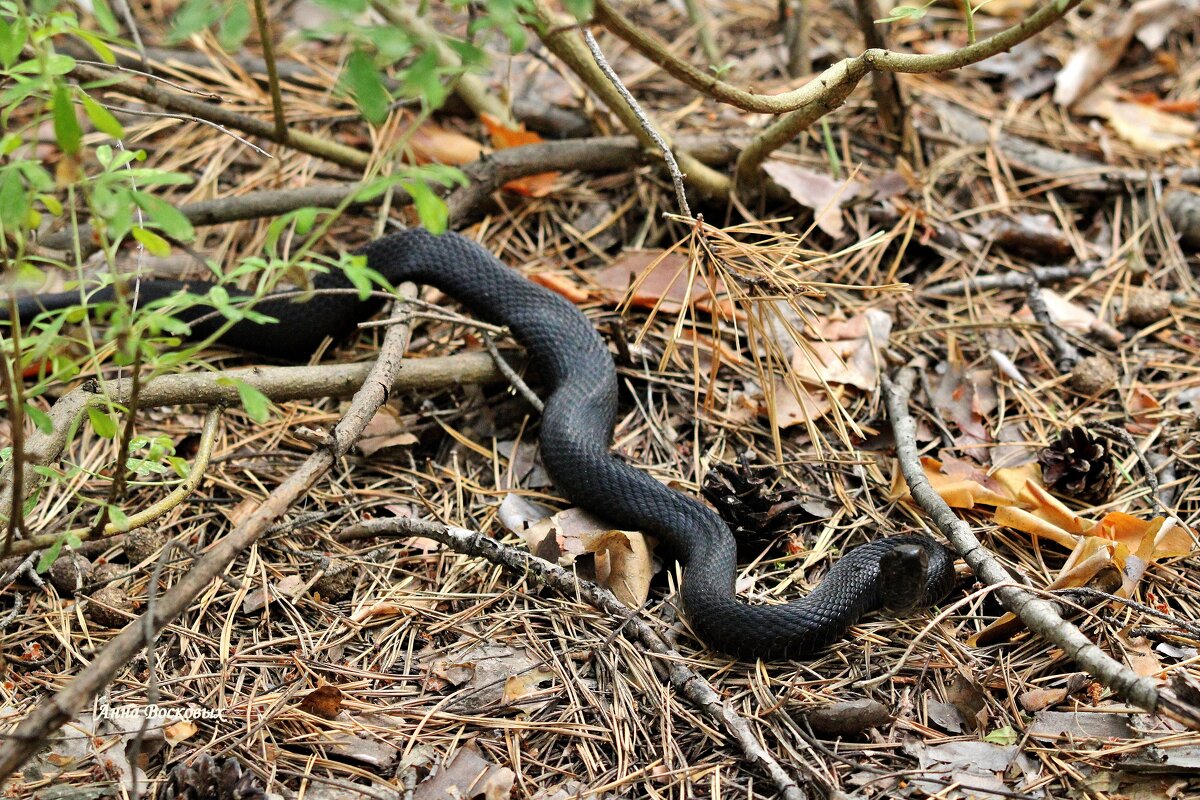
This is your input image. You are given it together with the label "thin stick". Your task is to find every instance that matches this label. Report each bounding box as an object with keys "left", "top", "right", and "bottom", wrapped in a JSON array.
[
  {"left": 250, "top": 0, "right": 289, "bottom": 143},
  {"left": 581, "top": 30, "right": 692, "bottom": 218},
  {"left": 1024, "top": 277, "right": 1080, "bottom": 371},
  {"left": 482, "top": 333, "right": 544, "bottom": 413}
]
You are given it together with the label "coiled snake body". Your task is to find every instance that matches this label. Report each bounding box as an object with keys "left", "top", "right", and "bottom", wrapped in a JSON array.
[{"left": 4, "top": 229, "right": 955, "bottom": 658}]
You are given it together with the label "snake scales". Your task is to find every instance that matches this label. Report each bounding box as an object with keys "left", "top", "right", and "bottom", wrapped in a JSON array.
[{"left": 2, "top": 228, "right": 955, "bottom": 658}]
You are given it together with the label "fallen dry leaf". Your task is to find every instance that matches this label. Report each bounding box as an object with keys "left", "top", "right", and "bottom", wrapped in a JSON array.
[
  {"left": 792, "top": 310, "right": 892, "bottom": 392},
  {"left": 424, "top": 640, "right": 556, "bottom": 712},
  {"left": 481, "top": 112, "right": 559, "bottom": 197},
  {"left": 298, "top": 684, "right": 344, "bottom": 720},
  {"left": 408, "top": 118, "right": 485, "bottom": 165},
  {"left": 1054, "top": 0, "right": 1190, "bottom": 107},
  {"left": 1076, "top": 89, "right": 1198, "bottom": 155},
  {"left": 766, "top": 378, "right": 834, "bottom": 428},
  {"left": 529, "top": 271, "right": 590, "bottom": 303},
  {"left": 358, "top": 407, "right": 419, "bottom": 456},
  {"left": 889, "top": 456, "right": 1019, "bottom": 509},
  {"left": 413, "top": 742, "right": 515, "bottom": 800},
  {"left": 163, "top": 720, "right": 197, "bottom": 745},
  {"left": 594, "top": 248, "right": 733, "bottom": 318},
  {"left": 761, "top": 160, "right": 860, "bottom": 238},
  {"left": 514, "top": 505, "right": 655, "bottom": 607}
]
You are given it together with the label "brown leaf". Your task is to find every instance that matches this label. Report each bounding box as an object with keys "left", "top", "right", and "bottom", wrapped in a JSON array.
[
  {"left": 408, "top": 119, "right": 485, "bottom": 165},
  {"left": 413, "top": 742, "right": 515, "bottom": 800},
  {"left": 594, "top": 249, "right": 732, "bottom": 317},
  {"left": 163, "top": 720, "right": 197, "bottom": 745},
  {"left": 515, "top": 505, "right": 655, "bottom": 607},
  {"left": 358, "top": 408, "right": 419, "bottom": 456},
  {"left": 481, "top": 112, "right": 559, "bottom": 197},
  {"left": 298, "top": 685, "right": 344, "bottom": 720},
  {"left": 761, "top": 161, "right": 860, "bottom": 238},
  {"left": 424, "top": 641, "right": 556, "bottom": 712}
]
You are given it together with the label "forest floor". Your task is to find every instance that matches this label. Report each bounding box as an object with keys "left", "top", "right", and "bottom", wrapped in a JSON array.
[{"left": 2, "top": 0, "right": 1200, "bottom": 798}]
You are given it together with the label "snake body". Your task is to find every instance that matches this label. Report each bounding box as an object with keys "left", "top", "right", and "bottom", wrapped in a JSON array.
[{"left": 3, "top": 228, "right": 955, "bottom": 658}]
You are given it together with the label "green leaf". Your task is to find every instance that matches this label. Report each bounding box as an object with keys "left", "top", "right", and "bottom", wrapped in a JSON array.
[
  {"left": 87, "top": 406, "right": 118, "bottom": 438},
  {"left": 75, "top": 30, "right": 116, "bottom": 64},
  {"left": 107, "top": 505, "right": 130, "bottom": 531},
  {"left": 219, "top": 1, "right": 253, "bottom": 50},
  {"left": 984, "top": 726, "right": 1018, "bottom": 745},
  {"left": 0, "top": 168, "right": 28, "bottom": 230},
  {"left": 0, "top": 15, "right": 27, "bottom": 69},
  {"left": 92, "top": 0, "right": 121, "bottom": 35},
  {"left": 403, "top": 179, "right": 447, "bottom": 233},
  {"left": 168, "top": 0, "right": 224, "bottom": 43},
  {"left": 346, "top": 48, "right": 391, "bottom": 125},
  {"left": 221, "top": 378, "right": 273, "bottom": 423},
  {"left": 562, "top": 0, "right": 593, "bottom": 20},
  {"left": 876, "top": 4, "right": 929, "bottom": 23},
  {"left": 36, "top": 539, "right": 64, "bottom": 573},
  {"left": 52, "top": 83, "right": 82, "bottom": 156},
  {"left": 23, "top": 403, "right": 53, "bottom": 434},
  {"left": 81, "top": 92, "right": 124, "bottom": 139},
  {"left": 132, "top": 226, "right": 171, "bottom": 256},
  {"left": 131, "top": 190, "right": 195, "bottom": 240},
  {"left": 37, "top": 193, "right": 62, "bottom": 216},
  {"left": 402, "top": 49, "right": 447, "bottom": 109}
]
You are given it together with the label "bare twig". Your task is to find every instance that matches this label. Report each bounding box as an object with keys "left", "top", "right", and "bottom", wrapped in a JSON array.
[
  {"left": 1024, "top": 277, "right": 1080, "bottom": 371},
  {"left": 682, "top": 0, "right": 720, "bottom": 65},
  {"left": 882, "top": 362, "right": 1200, "bottom": 730},
  {"left": 583, "top": 29, "right": 696, "bottom": 217},
  {"left": 66, "top": 59, "right": 368, "bottom": 170},
  {"left": 250, "top": 0, "right": 289, "bottom": 143},
  {"left": 921, "top": 263, "right": 1097, "bottom": 296},
  {"left": 38, "top": 135, "right": 743, "bottom": 253},
  {"left": 338, "top": 516, "right": 813, "bottom": 800},
  {"left": 482, "top": 333, "right": 544, "bottom": 413},
  {"left": 581, "top": 30, "right": 692, "bottom": 218},
  {"left": 596, "top": 0, "right": 1083, "bottom": 114}
]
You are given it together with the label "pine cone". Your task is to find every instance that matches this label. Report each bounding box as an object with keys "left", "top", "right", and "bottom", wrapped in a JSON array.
[
  {"left": 1037, "top": 426, "right": 1116, "bottom": 505},
  {"left": 158, "top": 754, "right": 265, "bottom": 800},
  {"left": 701, "top": 454, "right": 824, "bottom": 538}
]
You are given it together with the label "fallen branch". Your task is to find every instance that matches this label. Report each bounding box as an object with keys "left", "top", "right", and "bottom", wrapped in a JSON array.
[
  {"left": 532, "top": 0, "right": 732, "bottom": 200},
  {"left": 37, "top": 135, "right": 742, "bottom": 253},
  {"left": 882, "top": 361, "right": 1200, "bottom": 730},
  {"left": 1024, "top": 278, "right": 1080, "bottom": 372},
  {"left": 338, "top": 516, "right": 814, "bottom": 800},
  {"left": 0, "top": 286, "right": 419, "bottom": 780},
  {"left": 595, "top": 0, "right": 1081, "bottom": 113},
  {"left": 0, "top": 353, "right": 501, "bottom": 524},
  {"left": 921, "top": 263, "right": 1096, "bottom": 296},
  {"left": 582, "top": 29, "right": 692, "bottom": 218}
]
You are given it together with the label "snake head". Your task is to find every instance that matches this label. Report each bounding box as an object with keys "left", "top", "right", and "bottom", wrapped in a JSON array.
[{"left": 877, "top": 542, "right": 931, "bottom": 613}]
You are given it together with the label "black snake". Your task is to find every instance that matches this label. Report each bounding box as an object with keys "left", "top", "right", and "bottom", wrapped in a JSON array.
[{"left": 2, "top": 228, "right": 956, "bottom": 658}]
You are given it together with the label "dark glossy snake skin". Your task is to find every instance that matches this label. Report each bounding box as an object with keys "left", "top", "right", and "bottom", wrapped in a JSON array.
[{"left": 2, "top": 228, "right": 956, "bottom": 658}]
